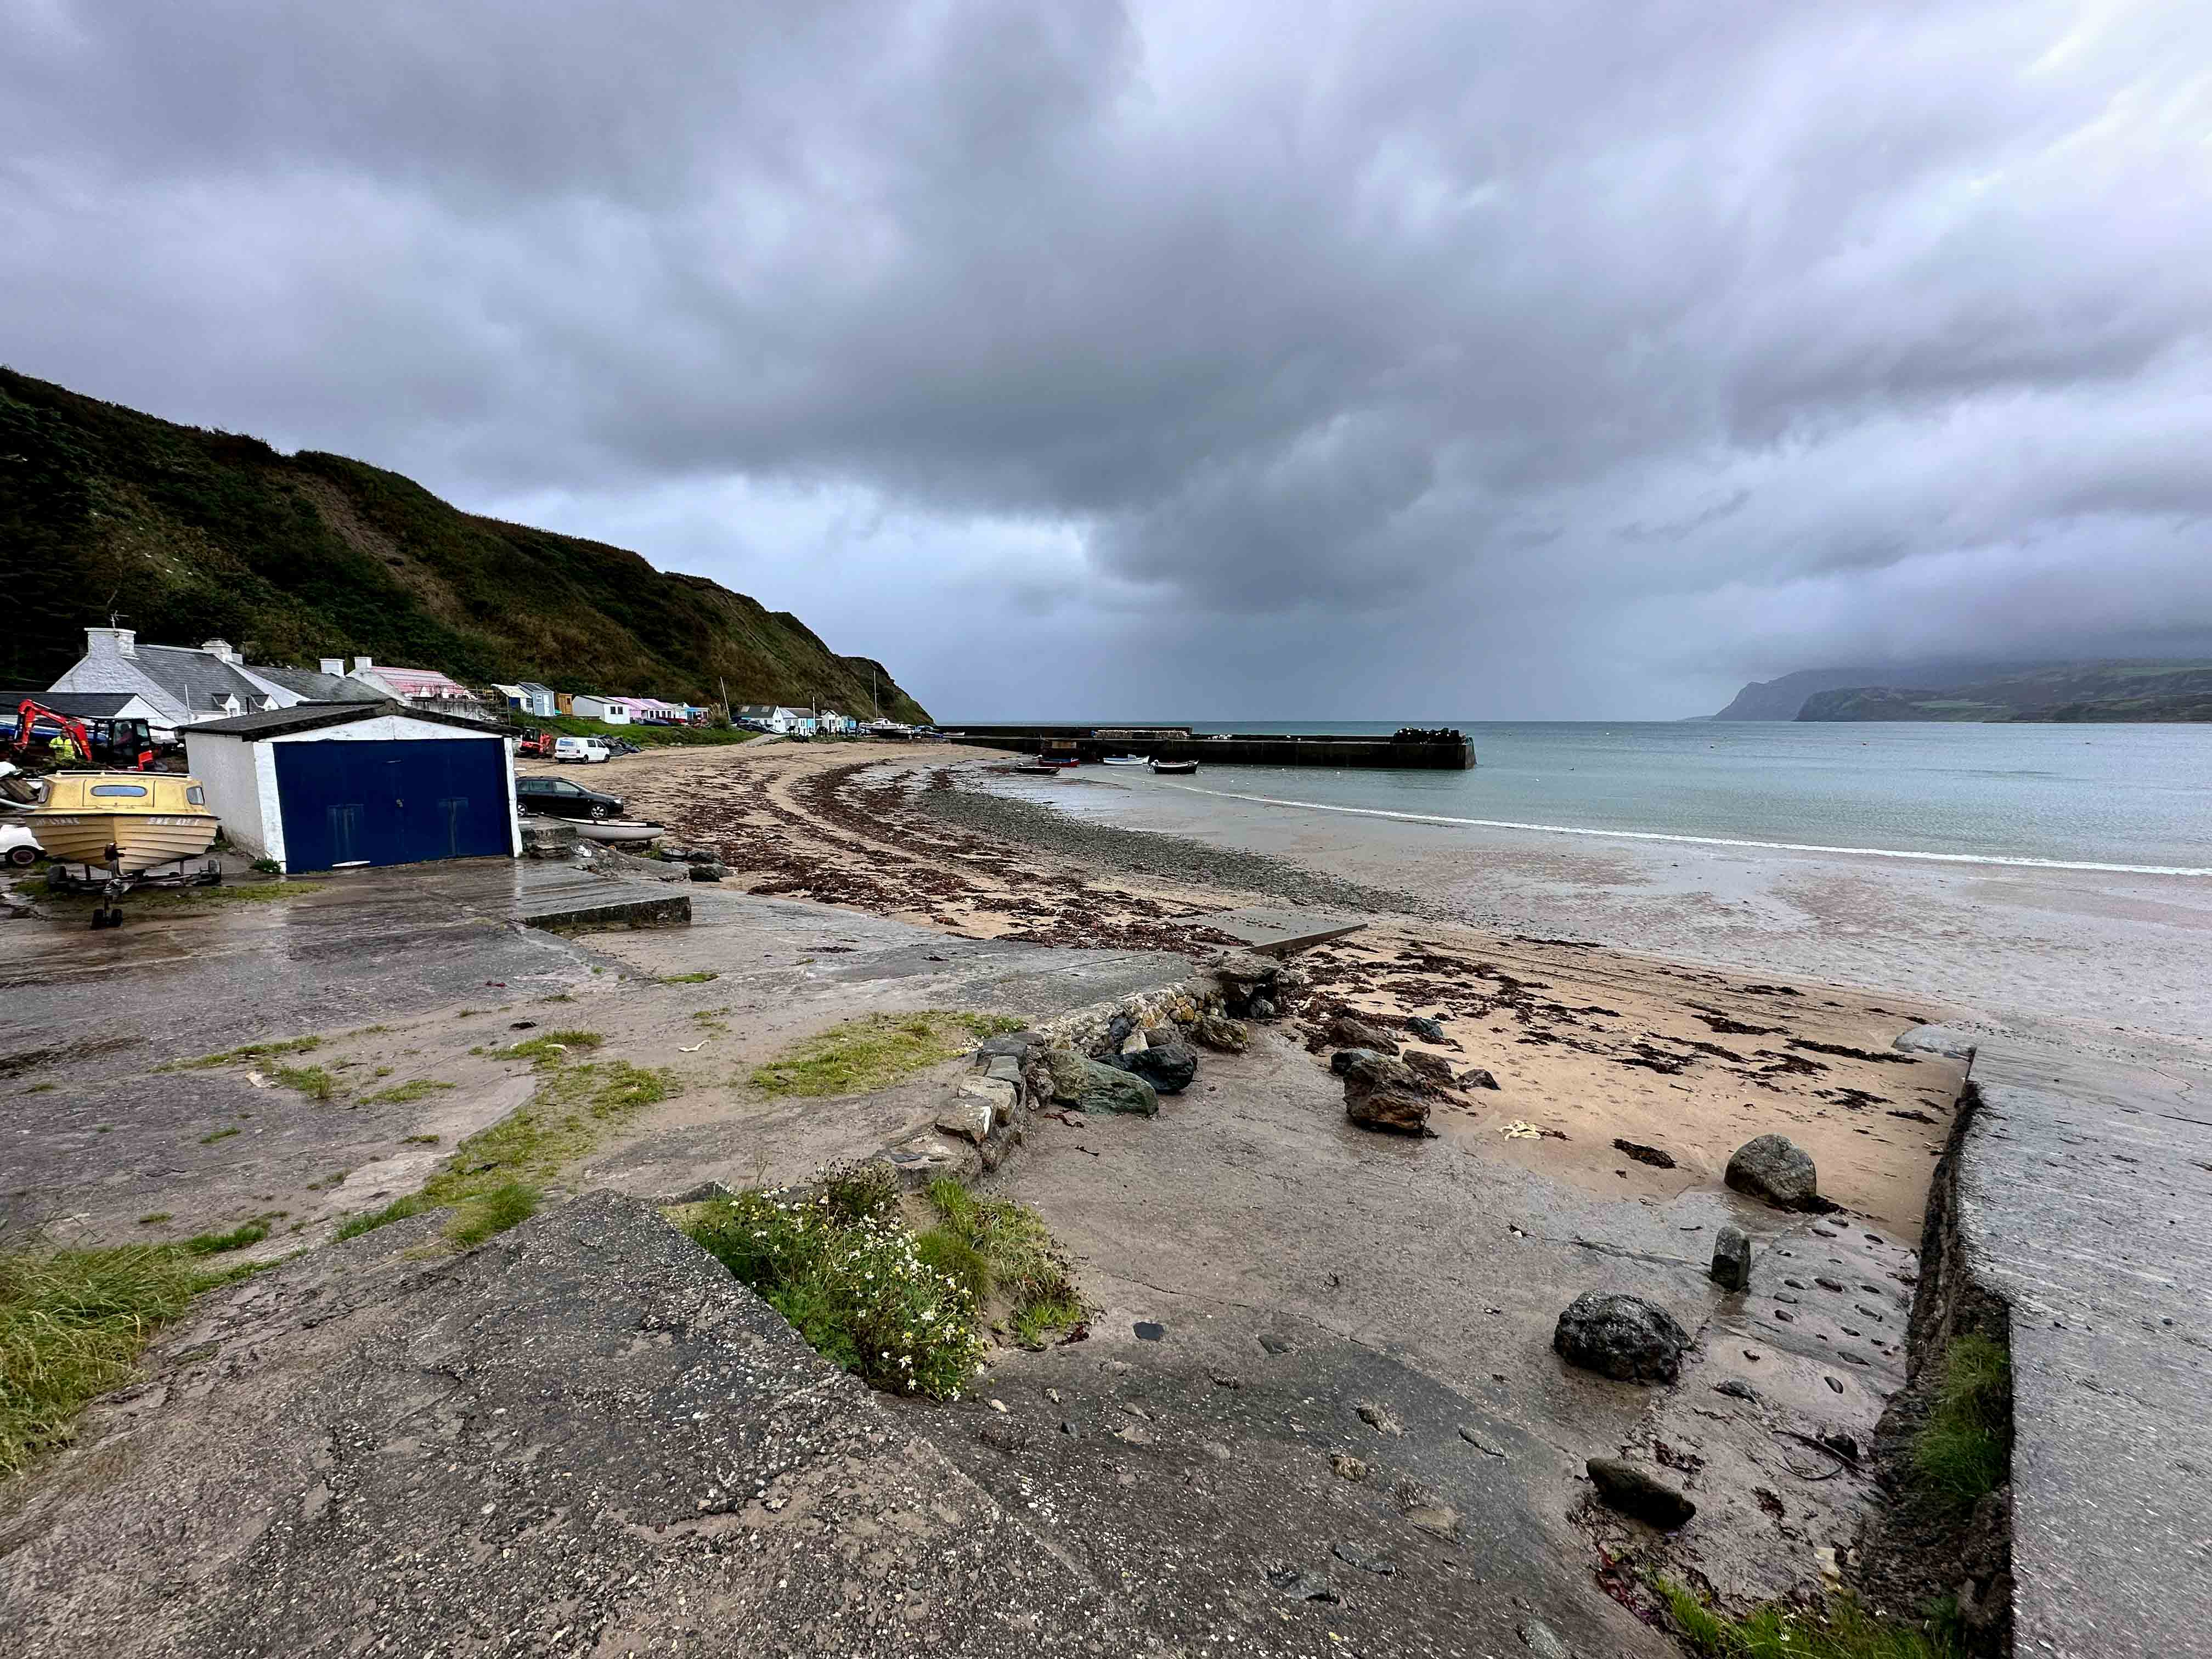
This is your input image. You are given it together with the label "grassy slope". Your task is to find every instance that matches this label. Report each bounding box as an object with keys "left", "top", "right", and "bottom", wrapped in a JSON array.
[
  {"left": 1797, "top": 661, "right": 2212, "bottom": 722},
  {"left": 0, "top": 368, "right": 929, "bottom": 721}
]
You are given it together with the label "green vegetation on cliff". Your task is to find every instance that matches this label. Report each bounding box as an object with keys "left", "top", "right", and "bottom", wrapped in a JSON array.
[
  {"left": 0, "top": 367, "right": 929, "bottom": 720},
  {"left": 1795, "top": 661, "right": 2212, "bottom": 723}
]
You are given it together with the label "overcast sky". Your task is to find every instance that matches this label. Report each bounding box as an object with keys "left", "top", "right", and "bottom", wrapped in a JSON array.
[{"left": 5, "top": 2, "right": 2209, "bottom": 718}]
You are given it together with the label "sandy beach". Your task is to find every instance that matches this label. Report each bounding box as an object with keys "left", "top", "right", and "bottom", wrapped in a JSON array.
[{"left": 533, "top": 739, "right": 1974, "bottom": 1232}]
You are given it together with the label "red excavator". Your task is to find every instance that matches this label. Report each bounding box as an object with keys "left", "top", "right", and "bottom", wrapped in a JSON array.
[{"left": 7, "top": 699, "right": 161, "bottom": 771}]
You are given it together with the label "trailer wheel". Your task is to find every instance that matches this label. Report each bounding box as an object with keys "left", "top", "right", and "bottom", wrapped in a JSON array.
[{"left": 3, "top": 844, "right": 35, "bottom": 867}]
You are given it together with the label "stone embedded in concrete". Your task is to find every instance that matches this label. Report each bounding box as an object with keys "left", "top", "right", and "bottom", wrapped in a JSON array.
[
  {"left": 1711, "top": 1224, "right": 1752, "bottom": 1291},
  {"left": 1586, "top": 1458, "right": 1696, "bottom": 1529},
  {"left": 1726, "top": 1133, "right": 1821, "bottom": 1211},
  {"left": 1192, "top": 1015, "right": 1248, "bottom": 1053},
  {"left": 1553, "top": 1292, "right": 1691, "bottom": 1384},
  {"left": 938, "top": 1075, "right": 1016, "bottom": 1144},
  {"left": 521, "top": 893, "right": 691, "bottom": 932}
]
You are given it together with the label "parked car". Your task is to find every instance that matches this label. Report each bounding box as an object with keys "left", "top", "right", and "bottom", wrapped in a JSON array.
[
  {"left": 0, "top": 821, "right": 41, "bottom": 867},
  {"left": 515, "top": 775, "right": 627, "bottom": 820},
  {"left": 552, "top": 735, "right": 611, "bottom": 763}
]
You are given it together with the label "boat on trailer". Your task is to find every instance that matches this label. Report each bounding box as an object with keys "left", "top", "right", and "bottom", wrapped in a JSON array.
[{"left": 29, "top": 770, "right": 223, "bottom": 927}]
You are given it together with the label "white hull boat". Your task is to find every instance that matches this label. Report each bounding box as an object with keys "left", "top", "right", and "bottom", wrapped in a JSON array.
[{"left": 572, "top": 818, "right": 666, "bottom": 845}]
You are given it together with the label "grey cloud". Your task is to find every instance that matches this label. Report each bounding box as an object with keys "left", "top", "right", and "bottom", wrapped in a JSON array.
[{"left": 4, "top": 0, "right": 2209, "bottom": 717}]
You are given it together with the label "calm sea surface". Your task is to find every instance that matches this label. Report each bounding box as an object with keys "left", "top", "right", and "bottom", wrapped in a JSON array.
[{"left": 1037, "top": 721, "right": 2212, "bottom": 874}]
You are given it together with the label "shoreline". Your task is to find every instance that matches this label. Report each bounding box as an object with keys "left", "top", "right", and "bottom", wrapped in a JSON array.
[{"left": 569, "top": 741, "right": 1971, "bottom": 1232}]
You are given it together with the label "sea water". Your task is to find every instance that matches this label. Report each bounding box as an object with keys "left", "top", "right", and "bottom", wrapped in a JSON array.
[{"left": 1040, "top": 721, "right": 2212, "bottom": 875}]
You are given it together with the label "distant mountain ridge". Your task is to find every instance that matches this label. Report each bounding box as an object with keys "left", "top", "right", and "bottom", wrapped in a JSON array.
[
  {"left": 1795, "top": 662, "right": 2212, "bottom": 723},
  {"left": 1, "top": 368, "right": 930, "bottom": 722},
  {"left": 1708, "top": 662, "right": 2062, "bottom": 721}
]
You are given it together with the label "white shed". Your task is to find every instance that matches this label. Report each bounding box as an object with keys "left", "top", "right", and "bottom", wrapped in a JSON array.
[
  {"left": 184, "top": 703, "right": 521, "bottom": 873},
  {"left": 570, "top": 695, "right": 631, "bottom": 724}
]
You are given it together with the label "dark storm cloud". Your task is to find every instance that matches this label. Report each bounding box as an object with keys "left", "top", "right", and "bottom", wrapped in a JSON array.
[{"left": 5, "top": 0, "right": 2208, "bottom": 715}]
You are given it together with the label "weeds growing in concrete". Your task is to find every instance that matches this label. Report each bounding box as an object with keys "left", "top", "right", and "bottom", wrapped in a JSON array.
[
  {"left": 657, "top": 972, "right": 720, "bottom": 985},
  {"left": 0, "top": 1233, "right": 269, "bottom": 1476},
  {"left": 1655, "top": 1578, "right": 1962, "bottom": 1658},
  {"left": 504, "top": 1030, "right": 605, "bottom": 1067},
  {"left": 747, "top": 1011, "right": 1026, "bottom": 1098},
  {"left": 272, "top": 1065, "right": 341, "bottom": 1102},
  {"left": 331, "top": 1042, "right": 672, "bottom": 1250},
  {"left": 920, "top": 1178, "right": 1087, "bottom": 1349},
  {"left": 198, "top": 1126, "right": 241, "bottom": 1144},
  {"left": 1912, "top": 1333, "right": 2011, "bottom": 1513},
  {"left": 682, "top": 1170, "right": 985, "bottom": 1400},
  {"left": 165, "top": 1035, "right": 322, "bottom": 1071}
]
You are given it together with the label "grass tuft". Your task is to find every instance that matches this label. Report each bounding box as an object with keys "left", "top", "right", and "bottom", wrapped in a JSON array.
[
  {"left": 1655, "top": 1577, "right": 1963, "bottom": 1658},
  {"left": 444, "top": 1182, "right": 540, "bottom": 1248},
  {"left": 748, "top": 1011, "right": 1026, "bottom": 1098},
  {"left": 504, "top": 1030, "right": 605, "bottom": 1068},
  {"left": 0, "top": 1239, "right": 266, "bottom": 1476},
  {"left": 922, "top": 1177, "right": 1086, "bottom": 1350},
  {"left": 165, "top": 1035, "right": 321, "bottom": 1071},
  {"left": 334, "top": 1192, "right": 433, "bottom": 1242},
  {"left": 1913, "top": 1333, "right": 2011, "bottom": 1512},
  {"left": 198, "top": 1126, "right": 241, "bottom": 1144},
  {"left": 657, "top": 971, "right": 720, "bottom": 985},
  {"left": 180, "top": 1221, "right": 268, "bottom": 1256},
  {"left": 272, "top": 1064, "right": 341, "bottom": 1102}
]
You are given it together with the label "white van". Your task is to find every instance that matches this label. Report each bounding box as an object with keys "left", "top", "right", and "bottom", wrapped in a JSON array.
[{"left": 552, "top": 735, "right": 611, "bottom": 764}]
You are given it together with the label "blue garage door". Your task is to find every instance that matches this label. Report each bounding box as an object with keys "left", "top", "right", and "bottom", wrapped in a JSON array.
[{"left": 274, "top": 739, "right": 510, "bottom": 872}]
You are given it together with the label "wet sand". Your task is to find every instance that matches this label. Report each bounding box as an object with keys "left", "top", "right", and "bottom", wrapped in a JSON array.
[{"left": 550, "top": 741, "right": 1970, "bottom": 1231}]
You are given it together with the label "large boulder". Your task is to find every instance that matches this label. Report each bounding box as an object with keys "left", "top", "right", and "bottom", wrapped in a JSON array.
[
  {"left": 1340, "top": 1051, "right": 1434, "bottom": 1137},
  {"left": 1401, "top": 1050, "right": 1458, "bottom": 1088},
  {"left": 1726, "top": 1133, "right": 1822, "bottom": 1211},
  {"left": 1324, "top": 1013, "right": 1400, "bottom": 1054},
  {"left": 1192, "top": 1015, "right": 1248, "bottom": 1053},
  {"left": 1046, "top": 1047, "right": 1160, "bottom": 1117},
  {"left": 1709, "top": 1224, "right": 1752, "bottom": 1291},
  {"left": 1104, "top": 1035, "right": 1198, "bottom": 1096},
  {"left": 1553, "top": 1292, "right": 1691, "bottom": 1384},
  {"left": 1586, "top": 1459, "right": 1696, "bottom": 1529}
]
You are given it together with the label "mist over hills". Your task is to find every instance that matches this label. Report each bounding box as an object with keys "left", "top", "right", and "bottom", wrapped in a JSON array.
[{"left": 1, "top": 368, "right": 930, "bottom": 723}]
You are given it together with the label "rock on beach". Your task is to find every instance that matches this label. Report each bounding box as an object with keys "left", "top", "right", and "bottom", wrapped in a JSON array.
[
  {"left": 1725, "top": 1133, "right": 1822, "bottom": 1211},
  {"left": 1553, "top": 1292, "right": 1691, "bottom": 1384}
]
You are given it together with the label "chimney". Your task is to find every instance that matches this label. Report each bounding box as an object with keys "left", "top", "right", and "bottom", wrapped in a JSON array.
[
  {"left": 201, "top": 638, "right": 235, "bottom": 663},
  {"left": 86, "top": 625, "right": 136, "bottom": 659},
  {"left": 352, "top": 656, "right": 374, "bottom": 673},
  {"left": 319, "top": 657, "right": 345, "bottom": 676}
]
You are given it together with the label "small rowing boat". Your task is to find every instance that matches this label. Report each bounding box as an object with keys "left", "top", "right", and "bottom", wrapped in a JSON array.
[
  {"left": 572, "top": 817, "right": 666, "bottom": 845},
  {"left": 1148, "top": 758, "right": 1198, "bottom": 775},
  {"left": 1100, "top": 755, "right": 1148, "bottom": 766}
]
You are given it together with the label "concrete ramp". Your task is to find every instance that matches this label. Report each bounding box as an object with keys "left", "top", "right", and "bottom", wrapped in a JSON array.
[{"left": 0, "top": 1194, "right": 1129, "bottom": 1657}]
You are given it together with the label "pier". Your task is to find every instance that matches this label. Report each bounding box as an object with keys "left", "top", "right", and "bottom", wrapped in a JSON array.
[{"left": 942, "top": 724, "right": 1475, "bottom": 769}]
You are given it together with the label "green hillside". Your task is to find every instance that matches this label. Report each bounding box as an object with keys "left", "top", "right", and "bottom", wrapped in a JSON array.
[
  {"left": 1796, "top": 661, "right": 2212, "bottom": 723},
  {"left": 0, "top": 368, "right": 929, "bottom": 721}
]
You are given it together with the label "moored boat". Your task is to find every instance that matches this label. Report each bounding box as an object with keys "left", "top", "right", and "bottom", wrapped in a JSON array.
[
  {"left": 29, "top": 771, "right": 220, "bottom": 873},
  {"left": 1148, "top": 758, "right": 1199, "bottom": 775},
  {"left": 1100, "top": 755, "right": 1148, "bottom": 765}
]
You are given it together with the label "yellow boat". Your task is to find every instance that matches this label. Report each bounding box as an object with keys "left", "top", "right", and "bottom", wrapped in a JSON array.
[{"left": 28, "top": 771, "right": 221, "bottom": 873}]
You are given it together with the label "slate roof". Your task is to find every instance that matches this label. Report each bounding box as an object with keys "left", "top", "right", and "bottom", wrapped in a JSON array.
[
  {"left": 190, "top": 702, "right": 506, "bottom": 740},
  {"left": 1, "top": 686, "right": 147, "bottom": 719},
  {"left": 249, "top": 665, "right": 385, "bottom": 703},
  {"left": 130, "top": 644, "right": 279, "bottom": 713}
]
